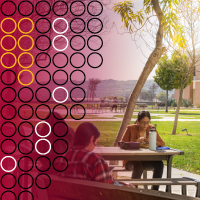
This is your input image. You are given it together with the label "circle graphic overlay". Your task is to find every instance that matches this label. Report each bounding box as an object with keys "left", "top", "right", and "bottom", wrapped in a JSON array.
[
  {"left": 1, "top": 52, "right": 17, "bottom": 69},
  {"left": 35, "top": 0, "right": 51, "bottom": 16},
  {"left": 52, "top": 18, "right": 68, "bottom": 34},
  {"left": 18, "top": 191, "right": 34, "bottom": 200},
  {"left": 70, "top": 87, "right": 86, "bottom": 103},
  {"left": 70, "top": 35, "right": 86, "bottom": 51},
  {"left": 1, "top": 191, "right": 16, "bottom": 200},
  {"left": 35, "top": 174, "right": 51, "bottom": 189},
  {"left": 53, "top": 156, "right": 68, "bottom": 172},
  {"left": 35, "top": 156, "right": 51, "bottom": 172},
  {"left": 53, "top": 52, "right": 68, "bottom": 68},
  {"left": 18, "top": 18, "right": 34, "bottom": 34},
  {"left": 70, "top": 0, "right": 85, "bottom": 16},
  {"left": 18, "top": 87, "right": 34, "bottom": 103},
  {"left": 35, "top": 52, "right": 51, "bottom": 68},
  {"left": 18, "top": 0, "right": 34, "bottom": 16},
  {"left": 18, "top": 121, "right": 34, "bottom": 137},
  {"left": 18, "top": 104, "right": 34, "bottom": 120},
  {"left": 87, "top": 35, "right": 103, "bottom": 51},
  {"left": 18, "top": 139, "right": 34, "bottom": 155},
  {"left": 70, "top": 70, "right": 86, "bottom": 86},
  {"left": 70, "top": 18, "right": 85, "bottom": 34},
  {"left": 1, "top": 70, "right": 16, "bottom": 85},
  {"left": 70, "top": 104, "right": 86, "bottom": 120},
  {"left": 1, "top": 35, "right": 17, "bottom": 51},
  {"left": 18, "top": 156, "right": 34, "bottom": 172},
  {"left": 35, "top": 70, "right": 51, "bottom": 85},
  {"left": 1, "top": 1, "right": 16, "bottom": 16},
  {"left": 1, "top": 156, "right": 17, "bottom": 173},
  {"left": 87, "top": 18, "right": 103, "bottom": 34},
  {"left": 53, "top": 0, "right": 68, "bottom": 16},
  {"left": 18, "top": 52, "right": 34, "bottom": 68},
  {"left": 35, "top": 35, "right": 51, "bottom": 51},
  {"left": 52, "top": 35, "right": 69, "bottom": 51},
  {"left": 35, "top": 18, "right": 51, "bottom": 34},
  {"left": 18, "top": 173, "right": 34, "bottom": 189},
  {"left": 53, "top": 121, "right": 68, "bottom": 137},
  {"left": 87, "top": 52, "right": 103, "bottom": 68},
  {"left": 53, "top": 139, "right": 68, "bottom": 154},
  {"left": 35, "top": 87, "right": 51, "bottom": 103},
  {"left": 1, "top": 173, "right": 16, "bottom": 189},
  {"left": 53, "top": 104, "right": 68, "bottom": 120},
  {"left": 35, "top": 139, "right": 51, "bottom": 155},
  {"left": 52, "top": 70, "right": 68, "bottom": 85},
  {"left": 1, "top": 139, "right": 16, "bottom": 154},
  {"left": 18, "top": 70, "right": 34, "bottom": 86},
  {"left": 1, "top": 104, "right": 16, "bottom": 120},
  {"left": 87, "top": 0, "right": 103, "bottom": 16},
  {"left": 35, "top": 121, "right": 51, "bottom": 138},
  {"left": 1, "top": 87, "right": 16, "bottom": 103},
  {"left": 35, "top": 104, "right": 51, "bottom": 120},
  {"left": 70, "top": 52, "right": 86, "bottom": 68},
  {"left": 1, "top": 121, "right": 16, "bottom": 137},
  {"left": 18, "top": 35, "right": 34, "bottom": 51},
  {"left": 52, "top": 87, "right": 69, "bottom": 103},
  {"left": 1, "top": 18, "right": 17, "bottom": 34}
]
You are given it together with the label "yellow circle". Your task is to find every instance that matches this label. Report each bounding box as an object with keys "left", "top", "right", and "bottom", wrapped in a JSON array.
[
  {"left": 18, "top": 69, "right": 34, "bottom": 86},
  {"left": 0, "top": 52, "right": 17, "bottom": 69},
  {"left": 1, "top": 35, "right": 17, "bottom": 51},
  {"left": 18, "top": 18, "right": 34, "bottom": 34},
  {"left": 1, "top": 18, "right": 17, "bottom": 34},
  {"left": 18, "top": 52, "right": 34, "bottom": 69},
  {"left": 18, "top": 35, "right": 34, "bottom": 51}
]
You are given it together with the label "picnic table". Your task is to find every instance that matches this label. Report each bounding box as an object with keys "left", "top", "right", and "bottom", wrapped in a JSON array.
[{"left": 93, "top": 147, "right": 184, "bottom": 193}]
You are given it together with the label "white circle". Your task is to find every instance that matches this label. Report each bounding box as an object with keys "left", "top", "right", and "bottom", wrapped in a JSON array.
[
  {"left": 52, "top": 87, "right": 69, "bottom": 103},
  {"left": 1, "top": 156, "right": 17, "bottom": 173},
  {"left": 35, "top": 121, "right": 51, "bottom": 138},
  {"left": 52, "top": 35, "right": 69, "bottom": 51},
  {"left": 35, "top": 139, "right": 51, "bottom": 155},
  {"left": 52, "top": 18, "right": 68, "bottom": 34}
]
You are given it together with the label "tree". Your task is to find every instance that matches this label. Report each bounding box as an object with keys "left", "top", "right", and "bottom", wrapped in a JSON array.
[
  {"left": 157, "top": 91, "right": 166, "bottom": 102},
  {"left": 112, "top": 0, "right": 187, "bottom": 145},
  {"left": 154, "top": 55, "right": 177, "bottom": 112},
  {"left": 118, "top": 96, "right": 124, "bottom": 102},
  {"left": 107, "top": 96, "right": 115, "bottom": 100},
  {"left": 139, "top": 91, "right": 151, "bottom": 101},
  {"left": 88, "top": 78, "right": 101, "bottom": 101}
]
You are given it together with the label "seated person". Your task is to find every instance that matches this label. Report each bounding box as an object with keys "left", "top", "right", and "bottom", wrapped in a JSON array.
[
  {"left": 121, "top": 111, "right": 165, "bottom": 190},
  {"left": 61, "top": 122, "right": 134, "bottom": 187},
  {"left": 111, "top": 97, "right": 118, "bottom": 111}
]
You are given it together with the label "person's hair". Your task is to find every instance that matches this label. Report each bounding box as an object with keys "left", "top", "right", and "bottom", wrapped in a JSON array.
[
  {"left": 137, "top": 111, "right": 151, "bottom": 121},
  {"left": 73, "top": 122, "right": 100, "bottom": 147}
]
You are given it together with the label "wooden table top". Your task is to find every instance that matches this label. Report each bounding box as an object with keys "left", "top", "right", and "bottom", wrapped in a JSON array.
[{"left": 93, "top": 147, "right": 184, "bottom": 156}]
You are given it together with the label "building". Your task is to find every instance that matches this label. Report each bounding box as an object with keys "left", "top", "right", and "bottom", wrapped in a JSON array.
[{"left": 174, "top": 66, "right": 200, "bottom": 107}]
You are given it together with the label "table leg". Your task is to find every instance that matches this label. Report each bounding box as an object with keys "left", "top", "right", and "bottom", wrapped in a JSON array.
[{"left": 166, "top": 155, "right": 174, "bottom": 193}]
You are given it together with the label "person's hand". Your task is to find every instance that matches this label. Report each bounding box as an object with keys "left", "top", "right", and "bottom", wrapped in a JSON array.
[
  {"left": 138, "top": 137, "right": 145, "bottom": 143},
  {"left": 144, "top": 138, "right": 149, "bottom": 143},
  {"left": 128, "top": 183, "right": 136, "bottom": 188}
]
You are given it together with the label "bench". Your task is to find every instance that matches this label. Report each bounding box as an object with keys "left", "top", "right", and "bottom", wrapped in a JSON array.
[
  {"left": 116, "top": 177, "right": 200, "bottom": 197},
  {"left": 136, "top": 103, "right": 148, "bottom": 110},
  {"left": 35, "top": 175, "right": 200, "bottom": 200}
]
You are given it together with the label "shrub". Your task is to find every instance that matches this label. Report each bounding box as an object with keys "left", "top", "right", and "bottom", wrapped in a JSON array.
[{"left": 181, "top": 99, "right": 192, "bottom": 107}]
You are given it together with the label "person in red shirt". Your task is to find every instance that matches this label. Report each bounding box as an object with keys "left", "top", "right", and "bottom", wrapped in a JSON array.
[{"left": 62, "top": 122, "right": 114, "bottom": 184}]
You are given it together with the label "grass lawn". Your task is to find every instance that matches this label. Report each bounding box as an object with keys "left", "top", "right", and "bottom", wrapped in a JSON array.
[
  {"left": 113, "top": 115, "right": 163, "bottom": 119},
  {"left": 63, "top": 120, "right": 200, "bottom": 175}
]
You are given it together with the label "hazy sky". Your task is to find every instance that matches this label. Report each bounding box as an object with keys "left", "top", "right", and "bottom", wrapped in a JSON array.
[{"left": 91, "top": 0, "right": 157, "bottom": 81}]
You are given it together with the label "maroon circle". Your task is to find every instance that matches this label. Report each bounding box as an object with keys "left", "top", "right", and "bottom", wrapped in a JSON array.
[
  {"left": 53, "top": 139, "right": 68, "bottom": 154},
  {"left": 1, "top": 122, "right": 16, "bottom": 137},
  {"left": 1, "top": 139, "right": 16, "bottom": 154},
  {"left": 18, "top": 156, "right": 34, "bottom": 172},
  {"left": 35, "top": 173, "right": 51, "bottom": 189},
  {"left": 18, "top": 191, "right": 33, "bottom": 200},
  {"left": 18, "top": 173, "right": 34, "bottom": 189},
  {"left": 53, "top": 156, "right": 68, "bottom": 172},
  {"left": 35, "top": 156, "right": 51, "bottom": 172},
  {"left": 1, "top": 173, "right": 16, "bottom": 189},
  {"left": 1, "top": 191, "right": 16, "bottom": 200},
  {"left": 18, "top": 139, "right": 34, "bottom": 155}
]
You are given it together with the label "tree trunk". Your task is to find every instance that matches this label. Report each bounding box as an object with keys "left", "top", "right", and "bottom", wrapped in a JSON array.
[
  {"left": 113, "top": 0, "right": 164, "bottom": 146},
  {"left": 165, "top": 90, "right": 168, "bottom": 113},
  {"left": 172, "top": 84, "right": 184, "bottom": 135}
]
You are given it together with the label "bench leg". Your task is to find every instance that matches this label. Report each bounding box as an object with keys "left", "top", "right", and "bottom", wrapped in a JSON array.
[
  {"left": 143, "top": 171, "right": 148, "bottom": 189},
  {"left": 182, "top": 185, "right": 187, "bottom": 196},
  {"left": 166, "top": 155, "right": 174, "bottom": 193}
]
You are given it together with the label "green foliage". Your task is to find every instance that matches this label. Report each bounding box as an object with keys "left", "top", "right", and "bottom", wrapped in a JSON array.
[
  {"left": 113, "top": 0, "right": 186, "bottom": 49},
  {"left": 157, "top": 91, "right": 166, "bottom": 102},
  {"left": 181, "top": 99, "right": 193, "bottom": 107},
  {"left": 117, "top": 96, "right": 124, "bottom": 102},
  {"left": 154, "top": 55, "right": 177, "bottom": 91},
  {"left": 168, "top": 98, "right": 177, "bottom": 107}
]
